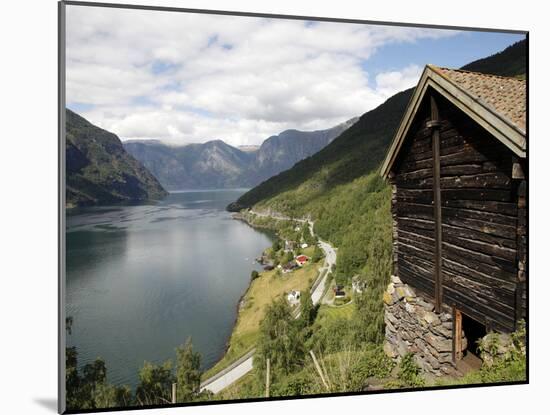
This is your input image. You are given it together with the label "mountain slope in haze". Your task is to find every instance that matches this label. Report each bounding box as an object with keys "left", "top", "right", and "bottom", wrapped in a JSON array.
[
  {"left": 247, "top": 117, "right": 358, "bottom": 185},
  {"left": 123, "top": 117, "right": 357, "bottom": 190},
  {"left": 227, "top": 89, "right": 412, "bottom": 212},
  {"left": 124, "top": 139, "right": 254, "bottom": 190},
  {"left": 66, "top": 109, "right": 168, "bottom": 208}
]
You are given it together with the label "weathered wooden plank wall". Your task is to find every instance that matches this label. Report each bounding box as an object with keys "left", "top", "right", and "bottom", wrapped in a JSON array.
[
  {"left": 391, "top": 100, "right": 436, "bottom": 301},
  {"left": 391, "top": 93, "right": 523, "bottom": 333}
]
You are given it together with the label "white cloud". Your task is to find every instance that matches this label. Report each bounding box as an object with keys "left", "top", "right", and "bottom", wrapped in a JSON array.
[
  {"left": 66, "top": 6, "right": 457, "bottom": 146},
  {"left": 375, "top": 64, "right": 424, "bottom": 98}
]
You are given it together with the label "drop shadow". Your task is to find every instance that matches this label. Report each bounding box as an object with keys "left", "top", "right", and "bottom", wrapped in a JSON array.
[{"left": 34, "top": 398, "right": 57, "bottom": 413}]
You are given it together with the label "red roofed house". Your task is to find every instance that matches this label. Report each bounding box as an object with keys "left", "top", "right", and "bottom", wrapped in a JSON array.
[{"left": 295, "top": 255, "right": 309, "bottom": 266}]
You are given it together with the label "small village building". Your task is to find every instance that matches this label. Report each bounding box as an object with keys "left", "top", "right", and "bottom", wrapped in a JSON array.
[
  {"left": 334, "top": 289, "right": 346, "bottom": 299},
  {"left": 295, "top": 255, "right": 309, "bottom": 266},
  {"left": 287, "top": 290, "right": 301, "bottom": 305},
  {"left": 380, "top": 65, "right": 526, "bottom": 375}
]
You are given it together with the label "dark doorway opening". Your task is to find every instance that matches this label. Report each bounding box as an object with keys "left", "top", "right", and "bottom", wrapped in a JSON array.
[
  {"left": 455, "top": 311, "right": 486, "bottom": 374},
  {"left": 462, "top": 313, "right": 487, "bottom": 357}
]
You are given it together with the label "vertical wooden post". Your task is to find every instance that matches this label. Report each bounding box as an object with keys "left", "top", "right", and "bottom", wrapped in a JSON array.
[
  {"left": 430, "top": 95, "right": 443, "bottom": 313},
  {"left": 309, "top": 350, "right": 330, "bottom": 391},
  {"left": 265, "top": 358, "right": 270, "bottom": 398},
  {"left": 171, "top": 382, "right": 177, "bottom": 404},
  {"left": 452, "top": 308, "right": 463, "bottom": 363}
]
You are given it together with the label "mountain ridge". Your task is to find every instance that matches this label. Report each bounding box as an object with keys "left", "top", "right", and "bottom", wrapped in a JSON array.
[{"left": 123, "top": 117, "right": 358, "bottom": 190}]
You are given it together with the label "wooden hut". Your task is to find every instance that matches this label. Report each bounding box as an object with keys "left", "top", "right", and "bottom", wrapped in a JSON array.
[{"left": 380, "top": 65, "right": 526, "bottom": 363}]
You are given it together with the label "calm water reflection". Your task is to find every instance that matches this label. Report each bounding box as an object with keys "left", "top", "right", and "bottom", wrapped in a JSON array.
[{"left": 66, "top": 190, "right": 273, "bottom": 388}]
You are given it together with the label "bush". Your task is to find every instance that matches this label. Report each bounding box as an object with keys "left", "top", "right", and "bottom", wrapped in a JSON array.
[
  {"left": 272, "top": 371, "right": 315, "bottom": 397},
  {"left": 311, "top": 245, "right": 324, "bottom": 262},
  {"left": 348, "top": 345, "right": 394, "bottom": 390},
  {"left": 396, "top": 353, "right": 425, "bottom": 388},
  {"left": 250, "top": 270, "right": 260, "bottom": 281},
  {"left": 135, "top": 360, "right": 174, "bottom": 406}
]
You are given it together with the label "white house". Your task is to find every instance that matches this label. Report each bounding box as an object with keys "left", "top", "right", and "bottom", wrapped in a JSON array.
[{"left": 287, "top": 290, "right": 301, "bottom": 305}]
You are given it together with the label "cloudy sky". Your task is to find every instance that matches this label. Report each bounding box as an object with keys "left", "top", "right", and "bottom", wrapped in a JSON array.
[{"left": 66, "top": 5, "right": 525, "bottom": 147}]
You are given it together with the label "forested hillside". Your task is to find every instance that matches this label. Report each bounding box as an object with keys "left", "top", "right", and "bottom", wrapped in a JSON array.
[
  {"left": 461, "top": 39, "right": 526, "bottom": 78},
  {"left": 66, "top": 109, "right": 167, "bottom": 208}
]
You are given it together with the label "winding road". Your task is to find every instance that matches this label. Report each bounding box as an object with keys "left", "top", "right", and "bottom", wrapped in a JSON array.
[
  {"left": 199, "top": 211, "right": 336, "bottom": 394},
  {"left": 311, "top": 239, "right": 336, "bottom": 305}
]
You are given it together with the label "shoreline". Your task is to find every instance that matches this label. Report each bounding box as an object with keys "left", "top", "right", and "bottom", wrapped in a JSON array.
[
  {"left": 203, "top": 209, "right": 329, "bottom": 382},
  {"left": 202, "top": 211, "right": 277, "bottom": 378}
]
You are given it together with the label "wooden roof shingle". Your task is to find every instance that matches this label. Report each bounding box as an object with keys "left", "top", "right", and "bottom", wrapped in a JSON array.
[{"left": 434, "top": 67, "right": 526, "bottom": 133}]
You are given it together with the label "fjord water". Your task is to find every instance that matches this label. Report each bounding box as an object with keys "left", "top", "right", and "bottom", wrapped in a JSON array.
[{"left": 66, "top": 190, "right": 273, "bottom": 388}]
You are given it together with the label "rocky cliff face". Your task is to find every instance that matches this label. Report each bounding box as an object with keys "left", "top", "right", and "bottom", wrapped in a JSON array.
[
  {"left": 65, "top": 109, "right": 168, "bottom": 207},
  {"left": 123, "top": 117, "right": 358, "bottom": 190}
]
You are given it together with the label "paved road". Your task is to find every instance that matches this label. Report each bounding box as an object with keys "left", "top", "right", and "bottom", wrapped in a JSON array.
[
  {"left": 248, "top": 209, "right": 308, "bottom": 223},
  {"left": 200, "top": 349, "right": 255, "bottom": 394},
  {"left": 200, "top": 211, "right": 336, "bottom": 394},
  {"left": 311, "top": 239, "right": 336, "bottom": 305}
]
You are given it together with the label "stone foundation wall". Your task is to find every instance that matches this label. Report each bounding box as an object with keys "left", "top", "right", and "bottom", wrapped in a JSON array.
[{"left": 383, "top": 275, "right": 466, "bottom": 377}]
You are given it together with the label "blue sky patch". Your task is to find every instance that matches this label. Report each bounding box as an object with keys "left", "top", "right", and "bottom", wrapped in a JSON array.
[
  {"left": 152, "top": 60, "right": 179, "bottom": 75},
  {"left": 67, "top": 102, "right": 95, "bottom": 113},
  {"left": 364, "top": 31, "right": 525, "bottom": 75}
]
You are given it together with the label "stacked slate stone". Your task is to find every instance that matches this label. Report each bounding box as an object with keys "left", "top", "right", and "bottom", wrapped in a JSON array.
[{"left": 383, "top": 275, "right": 466, "bottom": 377}]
